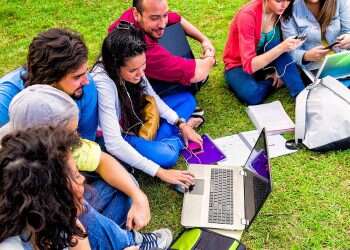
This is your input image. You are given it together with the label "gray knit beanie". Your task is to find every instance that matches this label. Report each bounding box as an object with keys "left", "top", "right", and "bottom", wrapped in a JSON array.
[{"left": 0, "top": 85, "right": 79, "bottom": 138}]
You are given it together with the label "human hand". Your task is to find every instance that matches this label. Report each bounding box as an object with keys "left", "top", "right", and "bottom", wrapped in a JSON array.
[
  {"left": 279, "top": 36, "right": 305, "bottom": 52},
  {"left": 156, "top": 168, "right": 195, "bottom": 189},
  {"left": 126, "top": 192, "right": 151, "bottom": 231},
  {"left": 266, "top": 72, "right": 284, "bottom": 88},
  {"left": 202, "top": 39, "right": 215, "bottom": 57},
  {"left": 303, "top": 45, "right": 329, "bottom": 62},
  {"left": 335, "top": 34, "right": 350, "bottom": 49},
  {"left": 179, "top": 123, "right": 203, "bottom": 148}
]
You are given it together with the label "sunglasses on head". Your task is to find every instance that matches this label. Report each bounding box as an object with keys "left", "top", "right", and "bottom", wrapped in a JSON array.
[{"left": 117, "top": 20, "right": 134, "bottom": 30}]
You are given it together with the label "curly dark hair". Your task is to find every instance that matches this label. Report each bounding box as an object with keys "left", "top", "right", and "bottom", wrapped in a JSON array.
[
  {"left": 95, "top": 23, "right": 148, "bottom": 134},
  {"left": 25, "top": 28, "right": 88, "bottom": 87},
  {"left": 0, "top": 126, "right": 86, "bottom": 249}
]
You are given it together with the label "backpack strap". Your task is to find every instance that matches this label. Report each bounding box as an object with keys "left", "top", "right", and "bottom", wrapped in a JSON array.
[{"left": 295, "top": 84, "right": 312, "bottom": 144}]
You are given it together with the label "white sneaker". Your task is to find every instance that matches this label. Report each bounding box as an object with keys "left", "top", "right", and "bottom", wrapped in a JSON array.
[{"left": 133, "top": 228, "right": 172, "bottom": 250}]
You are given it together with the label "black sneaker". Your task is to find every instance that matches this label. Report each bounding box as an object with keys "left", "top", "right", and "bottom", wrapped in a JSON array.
[{"left": 133, "top": 228, "right": 172, "bottom": 250}]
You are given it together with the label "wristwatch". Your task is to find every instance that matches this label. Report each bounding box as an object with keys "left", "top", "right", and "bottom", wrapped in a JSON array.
[{"left": 175, "top": 117, "right": 186, "bottom": 127}]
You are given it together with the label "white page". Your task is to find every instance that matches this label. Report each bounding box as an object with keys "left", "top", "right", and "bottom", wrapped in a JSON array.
[
  {"left": 239, "top": 130, "right": 297, "bottom": 158},
  {"left": 214, "top": 134, "right": 251, "bottom": 166},
  {"left": 246, "top": 101, "right": 295, "bottom": 135},
  {"left": 214, "top": 130, "right": 297, "bottom": 166}
]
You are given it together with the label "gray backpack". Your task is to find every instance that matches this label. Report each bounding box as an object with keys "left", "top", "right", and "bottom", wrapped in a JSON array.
[{"left": 294, "top": 76, "right": 350, "bottom": 151}]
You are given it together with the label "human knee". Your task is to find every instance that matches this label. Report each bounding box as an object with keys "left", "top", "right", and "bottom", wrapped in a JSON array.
[
  {"left": 174, "top": 92, "right": 196, "bottom": 114},
  {"left": 156, "top": 146, "right": 179, "bottom": 168},
  {"left": 182, "top": 92, "right": 196, "bottom": 109},
  {"left": 241, "top": 92, "right": 266, "bottom": 105}
]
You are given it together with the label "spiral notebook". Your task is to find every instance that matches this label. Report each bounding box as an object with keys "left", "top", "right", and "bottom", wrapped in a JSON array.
[{"left": 181, "top": 134, "right": 226, "bottom": 164}]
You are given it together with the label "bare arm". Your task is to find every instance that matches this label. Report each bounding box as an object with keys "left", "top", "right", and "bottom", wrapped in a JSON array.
[
  {"left": 251, "top": 37, "right": 303, "bottom": 73},
  {"left": 180, "top": 17, "right": 215, "bottom": 57},
  {"left": 190, "top": 57, "right": 215, "bottom": 83},
  {"left": 251, "top": 45, "right": 285, "bottom": 73},
  {"left": 180, "top": 17, "right": 216, "bottom": 83},
  {"left": 96, "top": 152, "right": 151, "bottom": 230}
]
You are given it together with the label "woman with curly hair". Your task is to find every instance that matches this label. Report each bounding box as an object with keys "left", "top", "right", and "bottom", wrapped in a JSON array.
[
  {"left": 0, "top": 85, "right": 172, "bottom": 250},
  {"left": 0, "top": 126, "right": 90, "bottom": 249}
]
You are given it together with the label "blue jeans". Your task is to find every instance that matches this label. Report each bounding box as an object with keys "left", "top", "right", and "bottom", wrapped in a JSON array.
[
  {"left": 225, "top": 40, "right": 305, "bottom": 105},
  {"left": 125, "top": 92, "right": 196, "bottom": 168},
  {"left": 80, "top": 202, "right": 135, "bottom": 250},
  {"left": 84, "top": 177, "right": 132, "bottom": 226}
]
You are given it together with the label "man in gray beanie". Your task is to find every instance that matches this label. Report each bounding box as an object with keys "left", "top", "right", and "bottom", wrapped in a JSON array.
[
  {"left": 0, "top": 84, "right": 79, "bottom": 138},
  {"left": 0, "top": 85, "right": 173, "bottom": 250},
  {"left": 7, "top": 85, "right": 79, "bottom": 131}
]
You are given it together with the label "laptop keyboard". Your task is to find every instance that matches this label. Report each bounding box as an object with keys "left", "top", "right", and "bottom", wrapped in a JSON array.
[{"left": 208, "top": 168, "right": 234, "bottom": 224}]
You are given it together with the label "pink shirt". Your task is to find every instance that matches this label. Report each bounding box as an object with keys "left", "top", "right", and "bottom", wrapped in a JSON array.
[
  {"left": 109, "top": 8, "right": 196, "bottom": 85},
  {"left": 223, "top": 0, "right": 263, "bottom": 74}
]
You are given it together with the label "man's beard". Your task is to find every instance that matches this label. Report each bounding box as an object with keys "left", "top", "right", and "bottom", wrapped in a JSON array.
[{"left": 71, "top": 88, "right": 84, "bottom": 100}]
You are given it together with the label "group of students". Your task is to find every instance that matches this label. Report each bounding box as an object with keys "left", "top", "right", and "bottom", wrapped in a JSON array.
[
  {"left": 0, "top": 0, "right": 349, "bottom": 249},
  {"left": 224, "top": 0, "right": 350, "bottom": 105}
]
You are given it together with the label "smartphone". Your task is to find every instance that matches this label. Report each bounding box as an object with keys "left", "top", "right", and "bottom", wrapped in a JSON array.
[
  {"left": 324, "top": 41, "right": 339, "bottom": 50},
  {"left": 294, "top": 34, "right": 307, "bottom": 41},
  {"left": 188, "top": 140, "right": 203, "bottom": 154}
]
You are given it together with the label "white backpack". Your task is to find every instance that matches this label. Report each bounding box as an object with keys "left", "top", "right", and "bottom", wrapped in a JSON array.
[{"left": 294, "top": 76, "right": 350, "bottom": 151}]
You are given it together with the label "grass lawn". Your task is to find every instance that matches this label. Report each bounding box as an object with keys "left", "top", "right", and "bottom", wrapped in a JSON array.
[{"left": 1, "top": 0, "right": 350, "bottom": 249}]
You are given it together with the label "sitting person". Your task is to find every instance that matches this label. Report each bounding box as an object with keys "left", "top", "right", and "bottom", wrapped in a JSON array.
[
  {"left": 0, "top": 126, "right": 90, "bottom": 249},
  {"left": 0, "top": 28, "right": 98, "bottom": 141},
  {"left": 92, "top": 23, "right": 201, "bottom": 190},
  {"left": 0, "top": 85, "right": 172, "bottom": 250},
  {"left": 108, "top": 0, "right": 216, "bottom": 97},
  {"left": 223, "top": 0, "right": 305, "bottom": 105},
  {"left": 281, "top": 0, "right": 350, "bottom": 84}
]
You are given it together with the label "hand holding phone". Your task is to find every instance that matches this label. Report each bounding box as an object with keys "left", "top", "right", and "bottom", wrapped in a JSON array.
[
  {"left": 323, "top": 41, "right": 339, "bottom": 50},
  {"left": 188, "top": 140, "right": 203, "bottom": 154},
  {"left": 294, "top": 34, "right": 307, "bottom": 41}
]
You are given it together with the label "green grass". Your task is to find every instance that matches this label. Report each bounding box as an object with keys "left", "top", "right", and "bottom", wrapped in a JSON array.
[{"left": 1, "top": 0, "right": 350, "bottom": 249}]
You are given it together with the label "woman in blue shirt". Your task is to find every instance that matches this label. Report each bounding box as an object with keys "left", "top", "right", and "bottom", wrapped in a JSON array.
[{"left": 281, "top": 0, "right": 350, "bottom": 69}]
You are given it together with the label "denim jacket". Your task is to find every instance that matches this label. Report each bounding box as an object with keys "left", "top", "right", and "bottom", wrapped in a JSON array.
[{"left": 281, "top": 0, "right": 350, "bottom": 69}]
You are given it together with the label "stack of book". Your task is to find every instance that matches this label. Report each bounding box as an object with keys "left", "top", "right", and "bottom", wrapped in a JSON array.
[{"left": 246, "top": 100, "right": 295, "bottom": 135}]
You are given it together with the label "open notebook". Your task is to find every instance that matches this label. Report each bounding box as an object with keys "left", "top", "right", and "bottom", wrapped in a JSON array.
[{"left": 214, "top": 130, "right": 297, "bottom": 166}]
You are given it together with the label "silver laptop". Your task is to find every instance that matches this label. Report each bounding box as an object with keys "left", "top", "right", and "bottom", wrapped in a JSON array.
[
  {"left": 303, "top": 51, "right": 350, "bottom": 83},
  {"left": 181, "top": 129, "right": 272, "bottom": 230}
]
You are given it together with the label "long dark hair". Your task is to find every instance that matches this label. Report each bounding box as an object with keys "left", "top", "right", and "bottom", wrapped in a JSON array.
[
  {"left": 281, "top": 0, "right": 295, "bottom": 21},
  {"left": 97, "top": 23, "right": 148, "bottom": 134},
  {"left": 0, "top": 126, "right": 86, "bottom": 249},
  {"left": 24, "top": 28, "right": 88, "bottom": 87}
]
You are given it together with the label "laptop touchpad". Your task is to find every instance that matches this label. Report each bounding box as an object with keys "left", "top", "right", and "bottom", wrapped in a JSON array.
[{"left": 190, "top": 179, "right": 205, "bottom": 195}]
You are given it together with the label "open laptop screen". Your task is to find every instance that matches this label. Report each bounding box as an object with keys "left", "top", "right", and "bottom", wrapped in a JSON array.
[
  {"left": 319, "top": 51, "right": 350, "bottom": 79},
  {"left": 243, "top": 129, "right": 272, "bottom": 228},
  {"left": 244, "top": 129, "right": 271, "bottom": 181}
]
